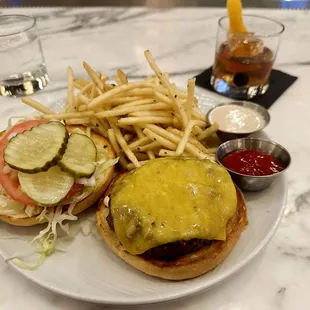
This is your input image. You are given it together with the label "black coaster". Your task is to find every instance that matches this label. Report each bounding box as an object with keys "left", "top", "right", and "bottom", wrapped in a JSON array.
[{"left": 195, "top": 67, "right": 298, "bottom": 109}]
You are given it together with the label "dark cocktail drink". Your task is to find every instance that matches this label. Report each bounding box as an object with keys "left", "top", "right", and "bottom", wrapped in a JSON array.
[{"left": 211, "top": 14, "right": 284, "bottom": 100}]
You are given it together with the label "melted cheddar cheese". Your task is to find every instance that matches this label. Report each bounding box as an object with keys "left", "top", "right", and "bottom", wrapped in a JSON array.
[{"left": 109, "top": 158, "right": 237, "bottom": 255}]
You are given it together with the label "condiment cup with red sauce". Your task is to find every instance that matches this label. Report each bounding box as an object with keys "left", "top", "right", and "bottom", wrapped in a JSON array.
[{"left": 216, "top": 138, "right": 291, "bottom": 191}]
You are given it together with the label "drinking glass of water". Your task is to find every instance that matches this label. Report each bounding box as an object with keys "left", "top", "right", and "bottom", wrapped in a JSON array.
[{"left": 0, "top": 15, "right": 49, "bottom": 97}]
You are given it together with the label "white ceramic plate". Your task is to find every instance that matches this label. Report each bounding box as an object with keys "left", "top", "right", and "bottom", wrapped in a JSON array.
[{"left": 0, "top": 94, "right": 287, "bottom": 305}]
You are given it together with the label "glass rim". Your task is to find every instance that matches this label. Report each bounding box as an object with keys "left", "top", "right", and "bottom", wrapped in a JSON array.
[
  {"left": 0, "top": 14, "right": 36, "bottom": 38},
  {"left": 218, "top": 14, "right": 285, "bottom": 38}
]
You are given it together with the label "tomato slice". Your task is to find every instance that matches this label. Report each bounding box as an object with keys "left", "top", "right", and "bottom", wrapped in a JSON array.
[
  {"left": 0, "top": 120, "right": 48, "bottom": 205},
  {"left": 66, "top": 183, "right": 84, "bottom": 199},
  {"left": 0, "top": 120, "right": 47, "bottom": 206},
  {"left": 0, "top": 120, "right": 47, "bottom": 153}
]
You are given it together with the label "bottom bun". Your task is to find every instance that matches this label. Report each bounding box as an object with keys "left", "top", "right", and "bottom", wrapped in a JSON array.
[
  {"left": 96, "top": 184, "right": 247, "bottom": 281},
  {"left": 0, "top": 125, "right": 115, "bottom": 227}
]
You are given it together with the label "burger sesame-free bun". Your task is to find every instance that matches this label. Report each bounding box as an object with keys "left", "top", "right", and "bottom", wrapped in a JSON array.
[
  {"left": 0, "top": 125, "right": 115, "bottom": 226},
  {"left": 96, "top": 173, "right": 247, "bottom": 281}
]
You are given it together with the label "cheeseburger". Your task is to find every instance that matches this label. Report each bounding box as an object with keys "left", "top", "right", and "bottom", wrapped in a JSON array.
[{"left": 97, "top": 157, "right": 247, "bottom": 280}]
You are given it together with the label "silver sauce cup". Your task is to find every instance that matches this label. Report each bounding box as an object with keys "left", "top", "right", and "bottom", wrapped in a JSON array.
[
  {"left": 216, "top": 138, "right": 291, "bottom": 191},
  {"left": 206, "top": 101, "right": 271, "bottom": 142}
]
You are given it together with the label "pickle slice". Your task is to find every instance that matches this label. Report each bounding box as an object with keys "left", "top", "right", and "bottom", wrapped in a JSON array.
[
  {"left": 4, "top": 122, "right": 68, "bottom": 174},
  {"left": 59, "top": 133, "right": 97, "bottom": 178},
  {"left": 18, "top": 166, "right": 74, "bottom": 207}
]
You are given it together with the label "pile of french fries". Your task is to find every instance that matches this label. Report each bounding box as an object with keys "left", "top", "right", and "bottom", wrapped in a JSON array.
[{"left": 22, "top": 50, "right": 219, "bottom": 171}]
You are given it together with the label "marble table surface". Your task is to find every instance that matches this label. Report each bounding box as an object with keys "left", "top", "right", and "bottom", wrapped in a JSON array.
[{"left": 0, "top": 7, "right": 309, "bottom": 310}]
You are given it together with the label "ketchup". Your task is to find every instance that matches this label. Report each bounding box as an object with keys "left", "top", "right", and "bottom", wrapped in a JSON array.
[{"left": 222, "top": 149, "right": 285, "bottom": 176}]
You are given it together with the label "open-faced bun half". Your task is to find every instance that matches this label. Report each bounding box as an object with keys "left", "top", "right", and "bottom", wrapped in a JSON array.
[{"left": 0, "top": 125, "right": 115, "bottom": 226}]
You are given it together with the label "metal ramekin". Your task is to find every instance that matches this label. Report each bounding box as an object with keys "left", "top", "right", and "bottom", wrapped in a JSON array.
[
  {"left": 207, "top": 101, "right": 271, "bottom": 141},
  {"left": 216, "top": 138, "right": 291, "bottom": 191}
]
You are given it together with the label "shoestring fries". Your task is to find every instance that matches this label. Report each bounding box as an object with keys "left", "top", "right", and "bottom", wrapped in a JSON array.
[
  {"left": 22, "top": 50, "right": 219, "bottom": 170},
  {"left": 21, "top": 97, "right": 56, "bottom": 115}
]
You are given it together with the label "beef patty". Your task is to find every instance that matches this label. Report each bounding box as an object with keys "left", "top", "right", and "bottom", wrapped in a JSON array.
[{"left": 106, "top": 212, "right": 213, "bottom": 262}]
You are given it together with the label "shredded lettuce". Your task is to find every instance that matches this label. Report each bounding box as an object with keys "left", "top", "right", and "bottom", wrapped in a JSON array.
[
  {"left": 0, "top": 205, "right": 77, "bottom": 271},
  {"left": 6, "top": 113, "right": 43, "bottom": 131},
  {"left": 0, "top": 196, "right": 25, "bottom": 216},
  {"left": 0, "top": 151, "right": 119, "bottom": 271},
  {"left": 0, "top": 200, "right": 41, "bottom": 218},
  {"left": 6, "top": 200, "right": 25, "bottom": 214},
  {"left": 7, "top": 114, "right": 40, "bottom": 129},
  {"left": 67, "top": 203, "right": 76, "bottom": 217},
  {"left": 80, "top": 220, "right": 93, "bottom": 236},
  {"left": 31, "top": 205, "right": 78, "bottom": 245},
  {"left": 76, "top": 171, "right": 97, "bottom": 187},
  {"left": 62, "top": 158, "right": 119, "bottom": 203},
  {"left": 24, "top": 206, "right": 42, "bottom": 217},
  {"left": 3, "top": 165, "right": 12, "bottom": 174},
  {"left": 36, "top": 207, "right": 48, "bottom": 223},
  {"left": 86, "top": 126, "right": 92, "bottom": 137},
  {"left": 97, "top": 157, "right": 119, "bottom": 175},
  {"left": 9, "top": 234, "right": 65, "bottom": 271},
  {"left": 9, "top": 205, "right": 79, "bottom": 270},
  {"left": 7, "top": 117, "right": 27, "bottom": 130},
  {"left": 72, "top": 127, "right": 95, "bottom": 138},
  {"left": 12, "top": 253, "right": 49, "bottom": 271},
  {"left": 71, "top": 128, "right": 85, "bottom": 135},
  {"left": 0, "top": 195, "right": 9, "bottom": 207},
  {"left": 7, "top": 132, "right": 17, "bottom": 141},
  {"left": 75, "top": 157, "right": 119, "bottom": 188},
  {"left": 59, "top": 186, "right": 94, "bottom": 206}
]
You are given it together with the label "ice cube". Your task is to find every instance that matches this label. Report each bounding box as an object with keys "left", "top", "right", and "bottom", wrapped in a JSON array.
[{"left": 227, "top": 32, "right": 264, "bottom": 57}]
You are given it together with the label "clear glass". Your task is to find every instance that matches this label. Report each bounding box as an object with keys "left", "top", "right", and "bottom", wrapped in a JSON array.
[
  {"left": 0, "top": 15, "right": 49, "bottom": 97},
  {"left": 210, "top": 15, "right": 285, "bottom": 100}
]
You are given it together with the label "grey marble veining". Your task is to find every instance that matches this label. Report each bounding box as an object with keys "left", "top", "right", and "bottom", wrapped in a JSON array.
[{"left": 0, "top": 7, "right": 309, "bottom": 310}]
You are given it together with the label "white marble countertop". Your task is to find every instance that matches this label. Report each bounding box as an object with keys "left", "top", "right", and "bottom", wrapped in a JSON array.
[{"left": 0, "top": 7, "right": 309, "bottom": 310}]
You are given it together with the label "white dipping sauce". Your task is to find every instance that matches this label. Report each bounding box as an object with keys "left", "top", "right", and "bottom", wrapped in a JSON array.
[{"left": 209, "top": 105, "right": 265, "bottom": 133}]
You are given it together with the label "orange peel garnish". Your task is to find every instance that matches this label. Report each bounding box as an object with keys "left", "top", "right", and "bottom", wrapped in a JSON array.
[{"left": 227, "top": 0, "right": 247, "bottom": 33}]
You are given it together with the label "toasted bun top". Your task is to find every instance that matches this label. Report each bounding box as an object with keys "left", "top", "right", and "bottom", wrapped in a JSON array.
[{"left": 0, "top": 125, "right": 115, "bottom": 226}]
